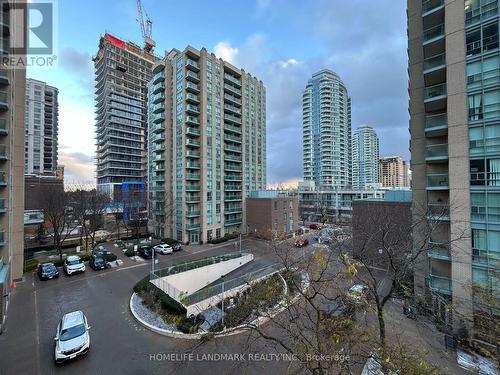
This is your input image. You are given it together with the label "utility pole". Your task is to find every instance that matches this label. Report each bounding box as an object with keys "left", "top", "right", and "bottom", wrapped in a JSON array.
[{"left": 221, "top": 275, "right": 225, "bottom": 329}]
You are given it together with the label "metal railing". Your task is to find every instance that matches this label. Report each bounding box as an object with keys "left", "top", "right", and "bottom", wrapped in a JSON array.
[
  {"left": 424, "top": 83, "right": 447, "bottom": 100},
  {"left": 429, "top": 275, "right": 452, "bottom": 293},
  {"left": 423, "top": 24, "right": 445, "bottom": 42},
  {"left": 426, "top": 143, "right": 448, "bottom": 158},
  {"left": 423, "top": 53, "right": 446, "bottom": 71},
  {"left": 183, "top": 263, "right": 281, "bottom": 306},
  {"left": 427, "top": 174, "right": 449, "bottom": 188},
  {"left": 422, "top": 0, "right": 444, "bottom": 13},
  {"left": 425, "top": 113, "right": 447, "bottom": 129}
]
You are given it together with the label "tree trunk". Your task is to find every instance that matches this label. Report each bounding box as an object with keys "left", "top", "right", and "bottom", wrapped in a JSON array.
[{"left": 377, "top": 302, "right": 386, "bottom": 349}]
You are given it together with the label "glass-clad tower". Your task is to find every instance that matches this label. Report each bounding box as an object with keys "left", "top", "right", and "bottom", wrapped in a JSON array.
[
  {"left": 352, "top": 124, "right": 380, "bottom": 189},
  {"left": 147, "top": 46, "right": 266, "bottom": 244},
  {"left": 408, "top": 0, "right": 499, "bottom": 347},
  {"left": 303, "top": 69, "right": 351, "bottom": 188}
]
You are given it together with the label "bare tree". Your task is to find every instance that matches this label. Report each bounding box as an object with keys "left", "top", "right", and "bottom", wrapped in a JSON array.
[{"left": 41, "top": 188, "right": 79, "bottom": 263}]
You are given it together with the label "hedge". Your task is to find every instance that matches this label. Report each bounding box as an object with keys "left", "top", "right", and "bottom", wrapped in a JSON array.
[
  {"left": 124, "top": 248, "right": 135, "bottom": 257},
  {"left": 104, "top": 254, "right": 117, "bottom": 262},
  {"left": 176, "top": 317, "right": 197, "bottom": 334},
  {"left": 161, "top": 238, "right": 180, "bottom": 246},
  {"left": 208, "top": 232, "right": 240, "bottom": 245},
  {"left": 24, "top": 258, "right": 39, "bottom": 272},
  {"left": 133, "top": 275, "right": 187, "bottom": 316}
]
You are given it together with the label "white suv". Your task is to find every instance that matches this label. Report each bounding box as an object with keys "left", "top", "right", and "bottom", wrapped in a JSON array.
[
  {"left": 64, "top": 255, "right": 85, "bottom": 275},
  {"left": 54, "top": 311, "right": 91, "bottom": 364},
  {"left": 153, "top": 244, "right": 173, "bottom": 255}
]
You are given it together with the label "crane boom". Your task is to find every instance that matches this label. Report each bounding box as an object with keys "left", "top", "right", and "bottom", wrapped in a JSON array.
[{"left": 136, "top": 0, "right": 155, "bottom": 53}]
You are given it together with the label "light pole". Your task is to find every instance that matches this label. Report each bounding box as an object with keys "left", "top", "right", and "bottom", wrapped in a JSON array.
[
  {"left": 239, "top": 233, "right": 242, "bottom": 252},
  {"left": 152, "top": 246, "right": 156, "bottom": 274},
  {"left": 221, "top": 274, "right": 226, "bottom": 328}
]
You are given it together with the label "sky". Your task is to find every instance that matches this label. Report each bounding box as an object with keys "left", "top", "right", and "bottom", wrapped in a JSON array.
[{"left": 28, "top": 0, "right": 409, "bottom": 187}]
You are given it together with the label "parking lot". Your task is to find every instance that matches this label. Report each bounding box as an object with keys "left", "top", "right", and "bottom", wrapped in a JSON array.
[{"left": 0, "top": 238, "right": 287, "bottom": 375}]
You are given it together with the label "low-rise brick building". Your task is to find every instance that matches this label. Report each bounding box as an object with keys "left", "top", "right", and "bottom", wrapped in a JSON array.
[{"left": 246, "top": 191, "right": 299, "bottom": 239}]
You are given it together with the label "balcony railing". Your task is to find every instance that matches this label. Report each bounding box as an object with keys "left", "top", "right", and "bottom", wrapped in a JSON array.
[
  {"left": 186, "top": 223, "right": 201, "bottom": 230},
  {"left": 423, "top": 53, "right": 446, "bottom": 71},
  {"left": 429, "top": 275, "right": 452, "bottom": 294},
  {"left": 422, "top": 0, "right": 444, "bottom": 13},
  {"left": 427, "top": 174, "right": 449, "bottom": 188},
  {"left": 425, "top": 113, "right": 447, "bottom": 130},
  {"left": 424, "top": 83, "right": 447, "bottom": 101},
  {"left": 427, "top": 203, "right": 450, "bottom": 220},
  {"left": 186, "top": 93, "right": 200, "bottom": 103},
  {"left": 427, "top": 242, "right": 450, "bottom": 259},
  {"left": 470, "top": 171, "right": 500, "bottom": 186},
  {"left": 425, "top": 143, "right": 448, "bottom": 159},
  {"left": 423, "top": 24, "right": 445, "bottom": 43},
  {"left": 186, "top": 127, "right": 200, "bottom": 136}
]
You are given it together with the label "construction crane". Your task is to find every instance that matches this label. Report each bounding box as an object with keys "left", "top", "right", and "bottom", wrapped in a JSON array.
[{"left": 136, "top": 0, "right": 155, "bottom": 53}]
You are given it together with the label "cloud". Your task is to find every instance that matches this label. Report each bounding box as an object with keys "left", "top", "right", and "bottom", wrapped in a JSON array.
[
  {"left": 59, "top": 47, "right": 94, "bottom": 92},
  {"left": 214, "top": 41, "right": 239, "bottom": 64},
  {"left": 59, "top": 151, "right": 94, "bottom": 184},
  {"left": 213, "top": 1, "right": 408, "bottom": 185}
]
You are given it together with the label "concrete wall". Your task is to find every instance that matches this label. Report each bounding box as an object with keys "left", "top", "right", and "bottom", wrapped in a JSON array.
[{"left": 151, "top": 253, "right": 254, "bottom": 300}]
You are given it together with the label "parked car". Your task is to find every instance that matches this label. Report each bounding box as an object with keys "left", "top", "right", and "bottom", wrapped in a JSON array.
[
  {"left": 37, "top": 263, "right": 59, "bottom": 281},
  {"left": 54, "top": 310, "right": 91, "bottom": 364},
  {"left": 347, "top": 284, "right": 369, "bottom": 302},
  {"left": 319, "top": 300, "right": 355, "bottom": 319},
  {"left": 171, "top": 243, "right": 182, "bottom": 252},
  {"left": 153, "top": 244, "right": 173, "bottom": 255},
  {"left": 294, "top": 238, "right": 309, "bottom": 248},
  {"left": 309, "top": 224, "right": 319, "bottom": 230},
  {"left": 93, "top": 246, "right": 111, "bottom": 256},
  {"left": 64, "top": 256, "right": 85, "bottom": 275},
  {"left": 137, "top": 246, "right": 153, "bottom": 259},
  {"left": 89, "top": 255, "right": 107, "bottom": 271}
]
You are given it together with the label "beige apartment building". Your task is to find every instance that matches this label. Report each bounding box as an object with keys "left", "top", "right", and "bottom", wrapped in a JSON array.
[
  {"left": 379, "top": 156, "right": 410, "bottom": 188},
  {"left": 408, "top": 0, "right": 499, "bottom": 348},
  {"left": 0, "top": 0, "right": 26, "bottom": 332},
  {"left": 148, "top": 46, "right": 266, "bottom": 244}
]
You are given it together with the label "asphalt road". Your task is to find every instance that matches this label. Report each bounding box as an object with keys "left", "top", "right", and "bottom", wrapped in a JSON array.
[{"left": 0, "top": 238, "right": 290, "bottom": 375}]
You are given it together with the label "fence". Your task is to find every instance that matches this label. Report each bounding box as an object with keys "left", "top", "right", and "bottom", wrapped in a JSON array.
[{"left": 183, "top": 263, "right": 282, "bottom": 306}]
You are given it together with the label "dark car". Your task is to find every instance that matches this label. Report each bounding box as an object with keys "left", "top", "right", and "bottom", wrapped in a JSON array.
[
  {"left": 37, "top": 263, "right": 59, "bottom": 281},
  {"left": 171, "top": 243, "right": 182, "bottom": 252},
  {"left": 89, "top": 255, "right": 107, "bottom": 271},
  {"left": 137, "top": 246, "right": 153, "bottom": 259},
  {"left": 93, "top": 247, "right": 111, "bottom": 256},
  {"left": 319, "top": 300, "right": 355, "bottom": 319}
]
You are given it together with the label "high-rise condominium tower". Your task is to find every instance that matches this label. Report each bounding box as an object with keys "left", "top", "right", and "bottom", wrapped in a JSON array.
[
  {"left": 94, "top": 33, "right": 157, "bottom": 198},
  {"left": 0, "top": 1, "right": 26, "bottom": 331},
  {"left": 352, "top": 125, "right": 379, "bottom": 189},
  {"left": 379, "top": 156, "right": 410, "bottom": 188},
  {"left": 148, "top": 46, "right": 266, "bottom": 244},
  {"left": 408, "top": 0, "right": 499, "bottom": 346},
  {"left": 24, "top": 79, "right": 58, "bottom": 176},
  {"left": 303, "top": 69, "right": 352, "bottom": 188}
]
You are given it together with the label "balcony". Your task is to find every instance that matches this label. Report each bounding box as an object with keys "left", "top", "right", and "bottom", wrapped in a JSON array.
[
  {"left": 186, "top": 223, "right": 201, "bottom": 231},
  {"left": 186, "top": 139, "right": 200, "bottom": 147},
  {"left": 0, "top": 91, "right": 8, "bottom": 110},
  {"left": 151, "top": 123, "right": 165, "bottom": 133},
  {"left": 0, "top": 171, "right": 5, "bottom": 186},
  {"left": 224, "top": 134, "right": 241, "bottom": 143},
  {"left": 186, "top": 93, "right": 200, "bottom": 104},
  {"left": 224, "top": 93, "right": 241, "bottom": 106},
  {"left": 0, "top": 198, "right": 6, "bottom": 213},
  {"left": 426, "top": 174, "right": 448, "bottom": 190},
  {"left": 224, "top": 164, "right": 242, "bottom": 172},
  {"left": 427, "top": 203, "right": 450, "bottom": 221},
  {"left": 186, "top": 81, "right": 199, "bottom": 93},
  {"left": 427, "top": 242, "right": 450, "bottom": 260},
  {"left": 186, "top": 150, "right": 200, "bottom": 158},
  {"left": 151, "top": 82, "right": 165, "bottom": 94},
  {"left": 186, "top": 127, "right": 200, "bottom": 136},
  {"left": 425, "top": 113, "right": 447, "bottom": 135},
  {"left": 151, "top": 92, "right": 165, "bottom": 104},
  {"left": 422, "top": 0, "right": 444, "bottom": 15},
  {"left": 151, "top": 112, "right": 165, "bottom": 124},
  {"left": 151, "top": 102, "right": 165, "bottom": 113},
  {"left": 186, "top": 104, "right": 200, "bottom": 115},
  {"left": 224, "top": 154, "right": 242, "bottom": 163},
  {"left": 224, "top": 174, "right": 242, "bottom": 181},
  {"left": 224, "top": 73, "right": 241, "bottom": 86},
  {"left": 224, "top": 124, "right": 241, "bottom": 134},
  {"left": 186, "top": 162, "right": 200, "bottom": 169},
  {"left": 225, "top": 194, "right": 242, "bottom": 201},
  {"left": 0, "top": 118, "right": 7, "bottom": 135},
  {"left": 0, "top": 144, "right": 6, "bottom": 160},
  {"left": 0, "top": 68, "right": 8, "bottom": 86},
  {"left": 225, "top": 207, "right": 242, "bottom": 213},
  {"left": 186, "top": 195, "right": 200, "bottom": 203},
  {"left": 424, "top": 83, "right": 447, "bottom": 102},
  {"left": 423, "top": 53, "right": 445, "bottom": 73},
  {"left": 152, "top": 134, "right": 165, "bottom": 143},
  {"left": 225, "top": 145, "right": 241, "bottom": 153},
  {"left": 224, "top": 103, "right": 241, "bottom": 115},
  {"left": 0, "top": 230, "right": 4, "bottom": 246},
  {"left": 224, "top": 114, "right": 242, "bottom": 125},
  {"left": 224, "top": 83, "right": 241, "bottom": 97},
  {"left": 186, "top": 211, "right": 201, "bottom": 218},
  {"left": 425, "top": 143, "right": 448, "bottom": 162},
  {"left": 152, "top": 70, "right": 165, "bottom": 84},
  {"left": 224, "top": 184, "right": 242, "bottom": 191},
  {"left": 186, "top": 59, "right": 200, "bottom": 71},
  {"left": 423, "top": 24, "right": 445, "bottom": 44},
  {"left": 186, "top": 184, "right": 200, "bottom": 192},
  {"left": 428, "top": 275, "right": 452, "bottom": 294},
  {"left": 224, "top": 219, "right": 242, "bottom": 226},
  {"left": 186, "top": 173, "right": 200, "bottom": 180},
  {"left": 186, "top": 70, "right": 200, "bottom": 82},
  {"left": 186, "top": 115, "right": 199, "bottom": 125}
]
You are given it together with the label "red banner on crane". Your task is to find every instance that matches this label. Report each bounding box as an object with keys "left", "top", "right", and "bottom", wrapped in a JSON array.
[{"left": 106, "top": 33, "right": 125, "bottom": 49}]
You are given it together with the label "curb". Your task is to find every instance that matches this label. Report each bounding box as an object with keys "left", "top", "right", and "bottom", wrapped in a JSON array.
[{"left": 129, "top": 271, "right": 308, "bottom": 340}]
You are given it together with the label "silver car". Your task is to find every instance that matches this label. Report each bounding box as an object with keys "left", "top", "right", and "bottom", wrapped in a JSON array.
[{"left": 54, "top": 311, "right": 91, "bottom": 364}]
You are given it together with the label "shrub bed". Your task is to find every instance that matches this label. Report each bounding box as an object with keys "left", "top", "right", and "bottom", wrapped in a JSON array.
[
  {"left": 161, "top": 238, "right": 180, "bottom": 246},
  {"left": 133, "top": 276, "right": 187, "bottom": 316},
  {"left": 208, "top": 232, "right": 240, "bottom": 245},
  {"left": 24, "top": 258, "right": 39, "bottom": 272},
  {"left": 104, "top": 254, "right": 118, "bottom": 262},
  {"left": 124, "top": 248, "right": 135, "bottom": 257}
]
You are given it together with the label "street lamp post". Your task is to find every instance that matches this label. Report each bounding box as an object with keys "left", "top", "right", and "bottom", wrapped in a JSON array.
[
  {"left": 239, "top": 233, "right": 242, "bottom": 252},
  {"left": 221, "top": 275, "right": 226, "bottom": 328}
]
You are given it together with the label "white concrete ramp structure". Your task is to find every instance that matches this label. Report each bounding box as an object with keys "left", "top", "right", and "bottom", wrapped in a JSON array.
[{"left": 150, "top": 252, "right": 253, "bottom": 303}]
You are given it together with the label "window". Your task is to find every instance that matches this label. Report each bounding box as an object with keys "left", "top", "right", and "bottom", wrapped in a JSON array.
[
  {"left": 274, "top": 201, "right": 277, "bottom": 210},
  {"left": 467, "top": 54, "right": 500, "bottom": 88},
  {"left": 470, "top": 124, "right": 500, "bottom": 154},
  {"left": 466, "top": 21, "right": 499, "bottom": 56}
]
